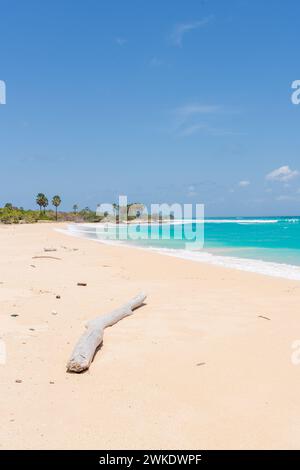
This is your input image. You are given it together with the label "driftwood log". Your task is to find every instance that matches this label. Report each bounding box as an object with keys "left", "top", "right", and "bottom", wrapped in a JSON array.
[{"left": 67, "top": 292, "right": 147, "bottom": 373}]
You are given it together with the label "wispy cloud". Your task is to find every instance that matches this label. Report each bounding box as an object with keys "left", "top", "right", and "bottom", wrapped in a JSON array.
[
  {"left": 276, "top": 195, "right": 296, "bottom": 201},
  {"left": 266, "top": 165, "right": 299, "bottom": 183},
  {"left": 187, "top": 185, "right": 197, "bottom": 197},
  {"left": 169, "top": 17, "right": 213, "bottom": 47},
  {"left": 170, "top": 102, "right": 240, "bottom": 138},
  {"left": 149, "top": 56, "right": 163, "bottom": 67},
  {"left": 176, "top": 103, "right": 221, "bottom": 118},
  {"left": 115, "top": 37, "right": 127, "bottom": 47},
  {"left": 180, "top": 123, "right": 238, "bottom": 137},
  {"left": 174, "top": 103, "right": 221, "bottom": 128},
  {"left": 238, "top": 180, "right": 250, "bottom": 187},
  {"left": 180, "top": 123, "right": 207, "bottom": 136}
]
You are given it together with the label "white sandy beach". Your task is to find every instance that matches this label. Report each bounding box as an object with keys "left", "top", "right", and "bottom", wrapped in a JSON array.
[{"left": 1, "top": 223, "right": 300, "bottom": 450}]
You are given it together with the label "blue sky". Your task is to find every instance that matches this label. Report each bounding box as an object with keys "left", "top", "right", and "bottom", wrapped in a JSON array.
[{"left": 0, "top": 0, "right": 300, "bottom": 216}]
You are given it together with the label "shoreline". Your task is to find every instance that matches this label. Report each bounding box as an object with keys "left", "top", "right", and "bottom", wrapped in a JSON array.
[
  {"left": 62, "top": 224, "right": 300, "bottom": 282},
  {"left": 1, "top": 223, "right": 300, "bottom": 449}
]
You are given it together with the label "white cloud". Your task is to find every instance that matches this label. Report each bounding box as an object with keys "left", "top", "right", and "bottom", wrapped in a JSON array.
[
  {"left": 115, "top": 37, "right": 127, "bottom": 46},
  {"left": 180, "top": 123, "right": 207, "bottom": 136},
  {"left": 179, "top": 123, "right": 239, "bottom": 137},
  {"left": 175, "top": 103, "right": 220, "bottom": 119},
  {"left": 169, "top": 17, "right": 213, "bottom": 47},
  {"left": 149, "top": 57, "right": 163, "bottom": 67},
  {"left": 266, "top": 165, "right": 299, "bottom": 182},
  {"left": 172, "top": 102, "right": 240, "bottom": 138},
  {"left": 173, "top": 103, "right": 221, "bottom": 133},
  {"left": 276, "top": 195, "right": 295, "bottom": 201},
  {"left": 238, "top": 180, "right": 250, "bottom": 187},
  {"left": 187, "top": 185, "right": 197, "bottom": 197}
]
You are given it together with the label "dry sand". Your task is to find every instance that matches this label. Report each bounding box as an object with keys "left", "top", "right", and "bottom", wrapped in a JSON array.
[{"left": 0, "top": 223, "right": 300, "bottom": 449}]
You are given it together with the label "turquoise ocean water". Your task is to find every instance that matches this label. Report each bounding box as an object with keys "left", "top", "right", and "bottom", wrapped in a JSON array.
[{"left": 66, "top": 217, "right": 300, "bottom": 280}]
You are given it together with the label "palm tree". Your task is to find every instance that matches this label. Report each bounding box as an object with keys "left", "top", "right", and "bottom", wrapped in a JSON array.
[
  {"left": 42, "top": 196, "right": 49, "bottom": 213},
  {"left": 112, "top": 203, "right": 119, "bottom": 216},
  {"left": 52, "top": 195, "right": 61, "bottom": 221},
  {"left": 36, "top": 193, "right": 48, "bottom": 213},
  {"left": 112, "top": 203, "right": 120, "bottom": 223},
  {"left": 73, "top": 204, "right": 78, "bottom": 215}
]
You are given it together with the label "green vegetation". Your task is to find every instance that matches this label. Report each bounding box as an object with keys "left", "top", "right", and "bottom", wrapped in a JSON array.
[
  {"left": 0, "top": 205, "right": 103, "bottom": 224},
  {"left": 0, "top": 205, "right": 40, "bottom": 224},
  {"left": 0, "top": 196, "right": 145, "bottom": 225}
]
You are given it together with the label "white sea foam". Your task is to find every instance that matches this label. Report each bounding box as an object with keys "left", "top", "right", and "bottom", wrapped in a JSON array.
[
  {"left": 147, "top": 247, "right": 300, "bottom": 281},
  {"left": 204, "top": 219, "right": 279, "bottom": 224},
  {"left": 67, "top": 218, "right": 284, "bottom": 228},
  {"left": 76, "top": 218, "right": 300, "bottom": 226}
]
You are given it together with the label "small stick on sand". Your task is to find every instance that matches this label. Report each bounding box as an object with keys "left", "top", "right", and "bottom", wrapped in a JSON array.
[
  {"left": 258, "top": 315, "right": 271, "bottom": 321},
  {"left": 67, "top": 292, "right": 147, "bottom": 373},
  {"left": 32, "top": 256, "right": 62, "bottom": 261}
]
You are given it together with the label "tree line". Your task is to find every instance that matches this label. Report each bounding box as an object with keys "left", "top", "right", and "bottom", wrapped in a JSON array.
[{"left": 0, "top": 196, "right": 144, "bottom": 225}]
